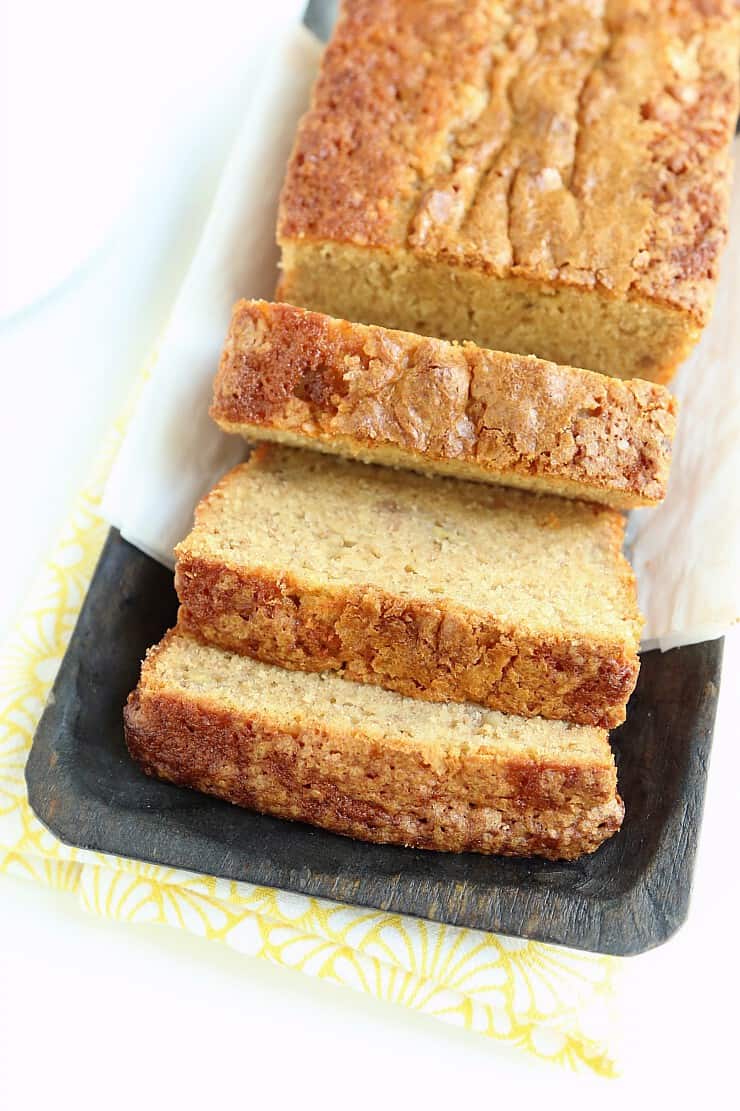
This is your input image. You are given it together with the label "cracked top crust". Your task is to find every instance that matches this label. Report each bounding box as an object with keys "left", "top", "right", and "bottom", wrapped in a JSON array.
[
  {"left": 212, "top": 299, "right": 677, "bottom": 506},
  {"left": 278, "top": 0, "right": 740, "bottom": 321}
]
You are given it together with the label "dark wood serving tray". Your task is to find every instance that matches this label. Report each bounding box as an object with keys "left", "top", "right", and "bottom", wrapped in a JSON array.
[{"left": 25, "top": 529, "right": 723, "bottom": 956}]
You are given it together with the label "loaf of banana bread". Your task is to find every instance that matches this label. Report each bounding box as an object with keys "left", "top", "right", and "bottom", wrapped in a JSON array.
[
  {"left": 175, "top": 445, "right": 642, "bottom": 727},
  {"left": 124, "top": 628, "right": 624, "bottom": 859},
  {"left": 212, "top": 299, "right": 677, "bottom": 508},
  {"left": 277, "top": 0, "right": 740, "bottom": 382}
]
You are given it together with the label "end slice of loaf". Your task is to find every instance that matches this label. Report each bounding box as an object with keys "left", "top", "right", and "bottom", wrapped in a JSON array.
[
  {"left": 212, "top": 300, "right": 677, "bottom": 509},
  {"left": 175, "top": 445, "right": 642, "bottom": 727},
  {"left": 124, "top": 629, "right": 624, "bottom": 860}
]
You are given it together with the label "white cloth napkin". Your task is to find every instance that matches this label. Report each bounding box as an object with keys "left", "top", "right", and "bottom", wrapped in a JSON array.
[{"left": 102, "top": 30, "right": 740, "bottom": 649}]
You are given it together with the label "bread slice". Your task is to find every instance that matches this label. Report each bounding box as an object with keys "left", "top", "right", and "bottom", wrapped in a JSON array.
[
  {"left": 277, "top": 0, "right": 740, "bottom": 383},
  {"left": 124, "top": 628, "right": 624, "bottom": 860},
  {"left": 175, "top": 445, "right": 642, "bottom": 727},
  {"left": 212, "top": 300, "right": 677, "bottom": 509}
]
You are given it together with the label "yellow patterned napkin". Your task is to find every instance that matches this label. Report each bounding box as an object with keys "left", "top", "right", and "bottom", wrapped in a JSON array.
[{"left": 0, "top": 412, "right": 618, "bottom": 1077}]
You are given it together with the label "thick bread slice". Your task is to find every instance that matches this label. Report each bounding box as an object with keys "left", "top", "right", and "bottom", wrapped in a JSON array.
[
  {"left": 175, "top": 445, "right": 642, "bottom": 727},
  {"left": 124, "top": 629, "right": 624, "bottom": 860},
  {"left": 212, "top": 300, "right": 677, "bottom": 509}
]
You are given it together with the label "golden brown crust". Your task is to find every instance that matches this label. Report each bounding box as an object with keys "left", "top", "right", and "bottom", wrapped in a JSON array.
[
  {"left": 212, "top": 300, "right": 677, "bottom": 508},
  {"left": 175, "top": 554, "right": 639, "bottom": 729},
  {"left": 124, "top": 633, "right": 624, "bottom": 860},
  {"left": 278, "top": 0, "right": 740, "bottom": 321}
]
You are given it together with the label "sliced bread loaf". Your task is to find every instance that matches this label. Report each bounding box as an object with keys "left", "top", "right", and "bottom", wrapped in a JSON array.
[
  {"left": 212, "top": 300, "right": 677, "bottom": 509},
  {"left": 175, "top": 445, "right": 642, "bottom": 727},
  {"left": 124, "top": 629, "right": 624, "bottom": 859}
]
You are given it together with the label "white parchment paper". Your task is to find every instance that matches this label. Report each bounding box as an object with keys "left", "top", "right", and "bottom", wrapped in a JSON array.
[
  {"left": 101, "top": 21, "right": 322, "bottom": 563},
  {"left": 627, "top": 146, "right": 740, "bottom": 648},
  {"left": 102, "top": 28, "right": 740, "bottom": 650}
]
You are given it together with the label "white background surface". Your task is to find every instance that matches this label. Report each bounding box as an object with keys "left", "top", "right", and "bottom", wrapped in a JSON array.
[{"left": 1, "top": 2, "right": 738, "bottom": 1104}]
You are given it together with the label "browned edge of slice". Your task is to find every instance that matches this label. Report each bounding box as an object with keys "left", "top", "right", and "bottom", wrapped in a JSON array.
[
  {"left": 174, "top": 553, "right": 640, "bottom": 729},
  {"left": 211, "top": 300, "right": 677, "bottom": 508},
  {"left": 124, "top": 630, "right": 624, "bottom": 861}
]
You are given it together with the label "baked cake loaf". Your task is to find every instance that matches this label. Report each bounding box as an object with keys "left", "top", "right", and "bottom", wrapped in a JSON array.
[
  {"left": 277, "top": 0, "right": 740, "bottom": 383},
  {"left": 124, "top": 628, "right": 624, "bottom": 859},
  {"left": 175, "top": 445, "right": 642, "bottom": 727},
  {"left": 213, "top": 299, "right": 677, "bottom": 508}
]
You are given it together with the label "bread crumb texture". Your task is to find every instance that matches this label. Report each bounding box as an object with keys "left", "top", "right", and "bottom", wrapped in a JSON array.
[
  {"left": 124, "top": 629, "right": 624, "bottom": 859},
  {"left": 175, "top": 445, "right": 642, "bottom": 726}
]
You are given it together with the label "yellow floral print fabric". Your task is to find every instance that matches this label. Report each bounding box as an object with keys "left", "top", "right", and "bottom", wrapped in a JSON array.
[{"left": 0, "top": 422, "right": 618, "bottom": 1076}]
